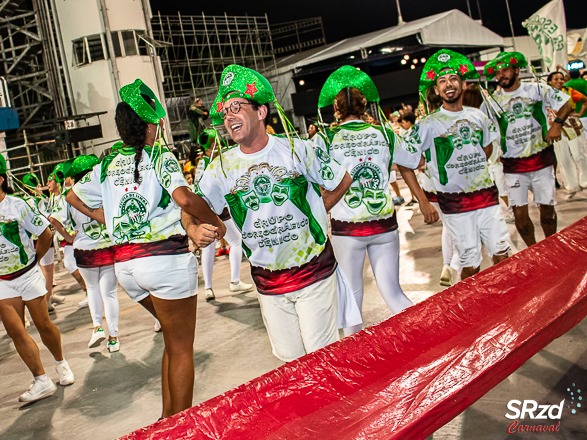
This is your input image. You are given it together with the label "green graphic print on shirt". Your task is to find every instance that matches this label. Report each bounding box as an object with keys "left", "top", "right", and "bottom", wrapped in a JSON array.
[
  {"left": 222, "top": 162, "right": 325, "bottom": 258},
  {"left": 112, "top": 192, "right": 151, "bottom": 244},
  {"left": 82, "top": 219, "right": 109, "bottom": 242},
  {"left": 0, "top": 221, "right": 28, "bottom": 265},
  {"left": 346, "top": 161, "right": 387, "bottom": 215},
  {"left": 496, "top": 99, "right": 549, "bottom": 154},
  {"left": 431, "top": 119, "right": 484, "bottom": 185}
]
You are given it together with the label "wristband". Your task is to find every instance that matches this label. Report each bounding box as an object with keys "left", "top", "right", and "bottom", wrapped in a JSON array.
[{"left": 553, "top": 117, "right": 564, "bottom": 125}]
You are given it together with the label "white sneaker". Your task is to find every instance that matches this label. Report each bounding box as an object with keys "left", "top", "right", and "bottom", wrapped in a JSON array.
[
  {"left": 107, "top": 339, "right": 120, "bottom": 353},
  {"left": 19, "top": 377, "right": 57, "bottom": 403},
  {"left": 229, "top": 281, "right": 254, "bottom": 293},
  {"left": 88, "top": 327, "right": 106, "bottom": 348},
  {"left": 440, "top": 265, "right": 452, "bottom": 287},
  {"left": 24, "top": 316, "right": 31, "bottom": 328},
  {"left": 51, "top": 294, "right": 66, "bottom": 305},
  {"left": 153, "top": 319, "right": 162, "bottom": 333},
  {"left": 78, "top": 298, "right": 89, "bottom": 308},
  {"left": 205, "top": 288, "right": 215, "bottom": 301},
  {"left": 55, "top": 360, "right": 74, "bottom": 386}
]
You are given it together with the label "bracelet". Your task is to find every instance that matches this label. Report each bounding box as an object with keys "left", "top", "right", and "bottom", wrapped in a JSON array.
[{"left": 553, "top": 117, "right": 564, "bottom": 125}]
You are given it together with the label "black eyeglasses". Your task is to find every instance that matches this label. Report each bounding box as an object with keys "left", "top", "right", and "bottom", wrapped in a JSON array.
[{"left": 219, "top": 101, "right": 254, "bottom": 119}]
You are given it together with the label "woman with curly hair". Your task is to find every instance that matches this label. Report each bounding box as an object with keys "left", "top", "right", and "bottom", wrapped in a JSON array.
[{"left": 66, "top": 79, "right": 225, "bottom": 418}]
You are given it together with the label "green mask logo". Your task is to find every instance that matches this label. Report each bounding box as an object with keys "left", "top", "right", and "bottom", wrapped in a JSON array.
[
  {"left": 271, "top": 183, "right": 290, "bottom": 206},
  {"left": 347, "top": 162, "right": 387, "bottom": 214},
  {"left": 239, "top": 189, "right": 260, "bottom": 211},
  {"left": 344, "top": 181, "right": 363, "bottom": 208},
  {"left": 83, "top": 220, "right": 108, "bottom": 241}
]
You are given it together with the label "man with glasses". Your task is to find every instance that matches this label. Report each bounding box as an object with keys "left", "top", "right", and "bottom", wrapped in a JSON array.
[{"left": 196, "top": 64, "right": 352, "bottom": 362}]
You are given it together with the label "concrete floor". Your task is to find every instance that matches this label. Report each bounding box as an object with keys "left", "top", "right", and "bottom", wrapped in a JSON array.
[{"left": 1, "top": 185, "right": 586, "bottom": 440}]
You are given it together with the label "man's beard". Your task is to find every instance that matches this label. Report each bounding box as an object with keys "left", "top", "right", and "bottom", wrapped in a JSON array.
[
  {"left": 442, "top": 89, "right": 462, "bottom": 104},
  {"left": 498, "top": 75, "right": 516, "bottom": 89}
]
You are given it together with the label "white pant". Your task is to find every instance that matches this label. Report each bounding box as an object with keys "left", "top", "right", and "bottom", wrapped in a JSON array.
[
  {"left": 63, "top": 245, "right": 78, "bottom": 273},
  {"left": 78, "top": 266, "right": 119, "bottom": 337},
  {"left": 331, "top": 230, "right": 412, "bottom": 335},
  {"left": 201, "top": 218, "right": 243, "bottom": 289},
  {"left": 257, "top": 273, "right": 339, "bottom": 362},
  {"left": 431, "top": 201, "right": 458, "bottom": 269},
  {"left": 554, "top": 136, "right": 587, "bottom": 193},
  {"left": 443, "top": 205, "right": 510, "bottom": 268}
]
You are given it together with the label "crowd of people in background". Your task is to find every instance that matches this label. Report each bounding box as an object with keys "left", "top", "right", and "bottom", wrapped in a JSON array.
[{"left": 1, "top": 47, "right": 586, "bottom": 422}]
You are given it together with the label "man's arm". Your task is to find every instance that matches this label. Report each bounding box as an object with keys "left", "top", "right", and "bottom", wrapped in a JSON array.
[
  {"left": 181, "top": 211, "right": 218, "bottom": 248},
  {"left": 396, "top": 165, "right": 439, "bottom": 224},
  {"left": 482, "top": 142, "right": 493, "bottom": 159},
  {"left": 173, "top": 186, "right": 226, "bottom": 240},
  {"left": 546, "top": 101, "right": 573, "bottom": 143},
  {"left": 321, "top": 172, "right": 352, "bottom": 212},
  {"left": 65, "top": 190, "right": 106, "bottom": 224}
]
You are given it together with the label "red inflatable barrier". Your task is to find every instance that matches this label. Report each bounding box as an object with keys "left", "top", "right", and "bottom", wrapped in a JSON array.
[{"left": 123, "top": 217, "right": 587, "bottom": 440}]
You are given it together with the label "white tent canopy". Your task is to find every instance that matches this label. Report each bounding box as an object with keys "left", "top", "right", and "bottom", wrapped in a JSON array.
[{"left": 290, "top": 9, "right": 504, "bottom": 70}]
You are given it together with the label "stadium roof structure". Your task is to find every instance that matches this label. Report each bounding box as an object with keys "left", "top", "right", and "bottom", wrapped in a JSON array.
[{"left": 276, "top": 9, "right": 504, "bottom": 72}]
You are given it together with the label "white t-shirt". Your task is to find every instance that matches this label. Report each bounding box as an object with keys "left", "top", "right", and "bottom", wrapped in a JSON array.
[
  {"left": 196, "top": 134, "right": 346, "bottom": 271},
  {"left": 51, "top": 197, "right": 112, "bottom": 251},
  {"left": 73, "top": 145, "right": 187, "bottom": 245},
  {"left": 314, "top": 120, "right": 421, "bottom": 223},
  {"left": 0, "top": 195, "right": 50, "bottom": 275},
  {"left": 406, "top": 106, "right": 498, "bottom": 194},
  {"left": 485, "top": 82, "right": 569, "bottom": 159},
  {"left": 48, "top": 192, "right": 73, "bottom": 241}
]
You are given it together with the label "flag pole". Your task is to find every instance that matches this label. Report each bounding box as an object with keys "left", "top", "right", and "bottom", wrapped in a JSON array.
[
  {"left": 395, "top": 0, "right": 404, "bottom": 25},
  {"left": 505, "top": 0, "right": 517, "bottom": 50}
]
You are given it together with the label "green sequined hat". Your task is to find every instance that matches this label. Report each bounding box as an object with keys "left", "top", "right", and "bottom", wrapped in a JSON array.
[
  {"left": 119, "top": 79, "right": 166, "bottom": 124},
  {"left": 48, "top": 162, "right": 65, "bottom": 183},
  {"left": 65, "top": 154, "right": 100, "bottom": 179},
  {"left": 198, "top": 129, "right": 217, "bottom": 151},
  {"left": 209, "top": 95, "right": 224, "bottom": 126},
  {"left": 214, "top": 64, "right": 275, "bottom": 109},
  {"left": 484, "top": 52, "right": 528, "bottom": 79},
  {"left": 22, "top": 172, "right": 40, "bottom": 188},
  {"left": 419, "top": 49, "right": 479, "bottom": 92},
  {"left": 564, "top": 78, "right": 587, "bottom": 97},
  {"left": 0, "top": 154, "right": 7, "bottom": 175},
  {"left": 318, "top": 65, "right": 380, "bottom": 108}
]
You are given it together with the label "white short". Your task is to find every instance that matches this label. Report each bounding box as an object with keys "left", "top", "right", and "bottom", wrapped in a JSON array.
[
  {"left": 488, "top": 162, "right": 508, "bottom": 199},
  {"left": 443, "top": 205, "right": 510, "bottom": 269},
  {"left": 0, "top": 265, "right": 47, "bottom": 301},
  {"left": 39, "top": 247, "right": 54, "bottom": 266},
  {"left": 258, "top": 273, "right": 339, "bottom": 362},
  {"left": 389, "top": 170, "right": 397, "bottom": 183},
  {"left": 115, "top": 253, "right": 198, "bottom": 302},
  {"left": 505, "top": 166, "right": 555, "bottom": 207}
]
